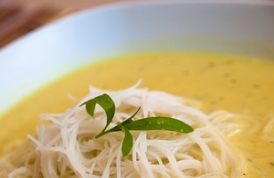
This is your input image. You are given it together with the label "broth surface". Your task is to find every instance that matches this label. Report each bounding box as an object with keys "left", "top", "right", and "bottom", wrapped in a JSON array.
[{"left": 1, "top": 52, "right": 274, "bottom": 177}]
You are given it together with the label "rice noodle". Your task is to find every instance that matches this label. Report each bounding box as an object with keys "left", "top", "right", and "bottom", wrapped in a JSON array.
[{"left": 0, "top": 82, "right": 245, "bottom": 178}]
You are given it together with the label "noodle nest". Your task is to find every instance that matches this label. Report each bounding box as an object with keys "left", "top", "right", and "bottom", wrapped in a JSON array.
[{"left": 0, "top": 82, "right": 244, "bottom": 178}]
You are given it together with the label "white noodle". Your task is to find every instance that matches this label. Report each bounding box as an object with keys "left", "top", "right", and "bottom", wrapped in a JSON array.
[{"left": 0, "top": 83, "right": 246, "bottom": 177}]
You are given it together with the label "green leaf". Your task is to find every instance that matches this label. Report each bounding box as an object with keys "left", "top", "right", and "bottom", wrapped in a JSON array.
[
  {"left": 80, "top": 94, "right": 115, "bottom": 135},
  {"left": 121, "top": 125, "right": 133, "bottom": 156},
  {"left": 80, "top": 93, "right": 195, "bottom": 157},
  {"left": 122, "top": 117, "right": 194, "bottom": 133}
]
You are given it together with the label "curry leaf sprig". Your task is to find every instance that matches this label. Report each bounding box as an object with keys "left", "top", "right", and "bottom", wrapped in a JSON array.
[{"left": 80, "top": 93, "right": 194, "bottom": 156}]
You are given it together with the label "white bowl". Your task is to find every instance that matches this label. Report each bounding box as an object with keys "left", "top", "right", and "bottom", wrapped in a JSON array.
[{"left": 0, "top": 1, "right": 273, "bottom": 113}]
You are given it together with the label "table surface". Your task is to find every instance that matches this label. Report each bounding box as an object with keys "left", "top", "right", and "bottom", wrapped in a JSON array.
[{"left": 0, "top": 0, "right": 127, "bottom": 48}]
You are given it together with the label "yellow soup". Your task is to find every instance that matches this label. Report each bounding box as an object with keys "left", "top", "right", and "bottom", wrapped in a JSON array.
[{"left": 1, "top": 52, "right": 274, "bottom": 177}]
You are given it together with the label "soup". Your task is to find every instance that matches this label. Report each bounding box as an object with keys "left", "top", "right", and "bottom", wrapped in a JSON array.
[{"left": 0, "top": 52, "right": 274, "bottom": 177}]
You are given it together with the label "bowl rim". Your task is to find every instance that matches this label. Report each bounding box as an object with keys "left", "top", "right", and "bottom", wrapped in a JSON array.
[{"left": 1, "top": 0, "right": 273, "bottom": 51}]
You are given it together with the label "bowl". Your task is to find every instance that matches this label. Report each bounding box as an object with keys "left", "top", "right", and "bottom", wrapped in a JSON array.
[{"left": 0, "top": 0, "right": 273, "bottom": 147}]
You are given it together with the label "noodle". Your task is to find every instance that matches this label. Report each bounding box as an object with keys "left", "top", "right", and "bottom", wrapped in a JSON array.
[{"left": 0, "top": 82, "right": 245, "bottom": 178}]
